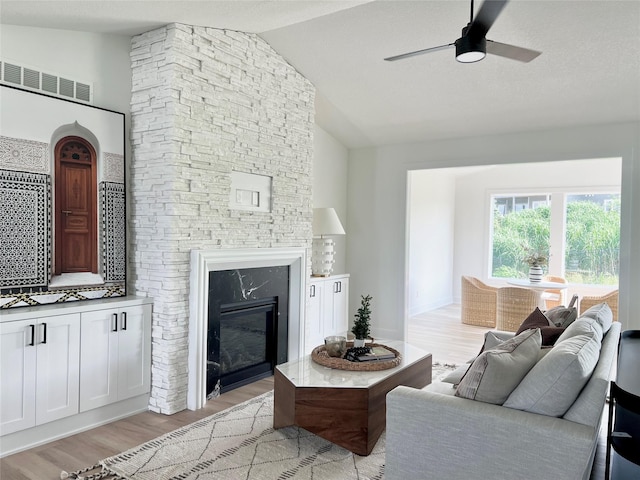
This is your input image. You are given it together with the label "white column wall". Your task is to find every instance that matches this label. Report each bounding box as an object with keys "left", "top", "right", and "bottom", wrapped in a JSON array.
[{"left": 129, "top": 24, "right": 315, "bottom": 414}]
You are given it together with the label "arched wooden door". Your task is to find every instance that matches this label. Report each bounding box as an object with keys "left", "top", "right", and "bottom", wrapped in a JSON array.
[{"left": 54, "top": 136, "right": 98, "bottom": 275}]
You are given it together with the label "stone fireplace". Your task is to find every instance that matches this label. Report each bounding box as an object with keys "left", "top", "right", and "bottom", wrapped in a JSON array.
[{"left": 129, "top": 23, "right": 315, "bottom": 414}]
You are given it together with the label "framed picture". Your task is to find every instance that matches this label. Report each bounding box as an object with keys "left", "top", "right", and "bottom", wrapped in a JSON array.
[{"left": 0, "top": 84, "right": 126, "bottom": 308}]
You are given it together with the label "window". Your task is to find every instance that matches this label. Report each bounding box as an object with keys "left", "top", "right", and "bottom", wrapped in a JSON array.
[
  {"left": 490, "top": 191, "right": 620, "bottom": 286},
  {"left": 491, "top": 194, "right": 551, "bottom": 279},
  {"left": 565, "top": 193, "right": 620, "bottom": 285}
]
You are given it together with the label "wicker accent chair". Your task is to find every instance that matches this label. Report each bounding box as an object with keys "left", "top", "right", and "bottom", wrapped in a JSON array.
[
  {"left": 543, "top": 275, "right": 567, "bottom": 310},
  {"left": 496, "top": 287, "right": 539, "bottom": 332},
  {"left": 461, "top": 276, "right": 498, "bottom": 328},
  {"left": 580, "top": 289, "right": 619, "bottom": 322}
]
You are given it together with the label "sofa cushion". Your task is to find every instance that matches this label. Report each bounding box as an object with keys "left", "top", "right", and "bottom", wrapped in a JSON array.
[
  {"left": 579, "top": 302, "right": 613, "bottom": 334},
  {"left": 544, "top": 305, "right": 578, "bottom": 328},
  {"left": 455, "top": 329, "right": 541, "bottom": 405},
  {"left": 516, "top": 307, "right": 565, "bottom": 346},
  {"left": 503, "top": 331, "right": 601, "bottom": 417}
]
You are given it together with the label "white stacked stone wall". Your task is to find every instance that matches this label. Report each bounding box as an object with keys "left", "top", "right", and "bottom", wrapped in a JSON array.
[{"left": 129, "top": 24, "right": 315, "bottom": 414}]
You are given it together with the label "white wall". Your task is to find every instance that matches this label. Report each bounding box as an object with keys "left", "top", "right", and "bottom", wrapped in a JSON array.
[
  {"left": 407, "top": 169, "right": 456, "bottom": 315},
  {"left": 0, "top": 25, "right": 132, "bottom": 114},
  {"left": 347, "top": 123, "right": 640, "bottom": 339},
  {"left": 313, "top": 125, "right": 349, "bottom": 274}
]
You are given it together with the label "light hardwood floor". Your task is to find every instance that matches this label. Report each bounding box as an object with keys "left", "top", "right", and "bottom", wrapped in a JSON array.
[{"left": 1, "top": 304, "right": 608, "bottom": 479}]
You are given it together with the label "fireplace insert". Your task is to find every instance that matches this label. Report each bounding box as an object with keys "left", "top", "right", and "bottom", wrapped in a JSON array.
[{"left": 207, "top": 266, "right": 288, "bottom": 396}]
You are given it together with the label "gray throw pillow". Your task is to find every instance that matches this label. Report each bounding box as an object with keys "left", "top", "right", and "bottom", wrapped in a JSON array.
[
  {"left": 544, "top": 306, "right": 578, "bottom": 328},
  {"left": 503, "top": 332, "right": 601, "bottom": 417},
  {"left": 455, "top": 329, "right": 541, "bottom": 405},
  {"left": 556, "top": 317, "right": 603, "bottom": 344},
  {"left": 441, "top": 364, "right": 471, "bottom": 385},
  {"left": 579, "top": 302, "right": 613, "bottom": 334}
]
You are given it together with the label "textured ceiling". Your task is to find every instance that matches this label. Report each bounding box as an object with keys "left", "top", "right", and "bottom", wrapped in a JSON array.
[{"left": 2, "top": 0, "right": 639, "bottom": 148}]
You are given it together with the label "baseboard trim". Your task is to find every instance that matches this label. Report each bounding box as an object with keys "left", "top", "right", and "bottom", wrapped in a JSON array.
[{"left": 0, "top": 394, "right": 149, "bottom": 458}]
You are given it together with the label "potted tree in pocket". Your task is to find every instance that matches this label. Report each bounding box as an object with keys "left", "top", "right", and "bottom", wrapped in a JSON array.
[{"left": 352, "top": 294, "right": 372, "bottom": 347}]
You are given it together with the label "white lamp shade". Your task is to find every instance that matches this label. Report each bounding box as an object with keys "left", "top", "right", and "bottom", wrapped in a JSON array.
[{"left": 312, "top": 208, "right": 345, "bottom": 236}]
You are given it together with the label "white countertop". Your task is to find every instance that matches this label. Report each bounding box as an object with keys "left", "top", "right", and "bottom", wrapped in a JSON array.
[{"left": 276, "top": 340, "right": 430, "bottom": 388}]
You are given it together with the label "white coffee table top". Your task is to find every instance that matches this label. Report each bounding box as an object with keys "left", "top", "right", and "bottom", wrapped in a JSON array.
[{"left": 276, "top": 340, "right": 430, "bottom": 389}]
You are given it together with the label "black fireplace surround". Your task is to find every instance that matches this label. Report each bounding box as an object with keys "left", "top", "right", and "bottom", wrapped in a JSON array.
[{"left": 207, "top": 266, "right": 289, "bottom": 396}]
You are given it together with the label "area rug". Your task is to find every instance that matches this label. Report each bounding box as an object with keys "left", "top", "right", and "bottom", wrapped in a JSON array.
[{"left": 61, "top": 362, "right": 456, "bottom": 480}]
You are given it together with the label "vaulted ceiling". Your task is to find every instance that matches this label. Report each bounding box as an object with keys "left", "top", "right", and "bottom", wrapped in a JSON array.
[{"left": 2, "top": 0, "right": 639, "bottom": 148}]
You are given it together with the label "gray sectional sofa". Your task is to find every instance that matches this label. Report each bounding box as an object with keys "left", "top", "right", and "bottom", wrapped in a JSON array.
[{"left": 386, "top": 305, "right": 620, "bottom": 480}]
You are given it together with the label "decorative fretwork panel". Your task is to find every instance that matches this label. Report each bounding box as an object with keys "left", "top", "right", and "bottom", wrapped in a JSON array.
[
  {"left": 101, "top": 182, "right": 126, "bottom": 282},
  {"left": 103, "top": 152, "right": 125, "bottom": 183},
  {"left": 0, "top": 136, "right": 49, "bottom": 174},
  {"left": 0, "top": 169, "right": 50, "bottom": 288}
]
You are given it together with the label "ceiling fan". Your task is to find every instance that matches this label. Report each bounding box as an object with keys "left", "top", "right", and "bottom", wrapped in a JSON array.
[{"left": 384, "top": 0, "right": 541, "bottom": 63}]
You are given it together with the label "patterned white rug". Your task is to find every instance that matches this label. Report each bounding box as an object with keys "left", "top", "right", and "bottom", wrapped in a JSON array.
[{"left": 61, "top": 363, "right": 456, "bottom": 480}]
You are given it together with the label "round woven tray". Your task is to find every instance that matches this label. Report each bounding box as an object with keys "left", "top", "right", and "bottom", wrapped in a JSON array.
[{"left": 311, "top": 342, "right": 402, "bottom": 371}]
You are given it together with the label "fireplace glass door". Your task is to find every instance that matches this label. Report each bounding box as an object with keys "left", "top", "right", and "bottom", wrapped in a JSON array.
[{"left": 208, "top": 298, "right": 277, "bottom": 395}]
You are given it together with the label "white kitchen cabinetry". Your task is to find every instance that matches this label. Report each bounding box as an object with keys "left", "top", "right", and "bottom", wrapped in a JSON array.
[
  {"left": 80, "top": 304, "right": 151, "bottom": 412},
  {"left": 0, "top": 313, "right": 80, "bottom": 436},
  {"left": 307, "top": 274, "right": 349, "bottom": 354}
]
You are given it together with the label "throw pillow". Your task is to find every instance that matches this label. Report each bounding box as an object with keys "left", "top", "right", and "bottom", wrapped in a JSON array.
[
  {"left": 579, "top": 302, "right": 613, "bottom": 334},
  {"left": 441, "top": 364, "right": 471, "bottom": 385},
  {"left": 455, "top": 329, "right": 541, "bottom": 405},
  {"left": 503, "top": 332, "right": 601, "bottom": 417},
  {"left": 515, "top": 307, "right": 565, "bottom": 346},
  {"left": 544, "top": 306, "right": 578, "bottom": 328},
  {"left": 556, "top": 317, "right": 603, "bottom": 344}
]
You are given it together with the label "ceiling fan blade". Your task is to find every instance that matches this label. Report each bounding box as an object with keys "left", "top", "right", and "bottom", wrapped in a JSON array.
[
  {"left": 486, "top": 39, "right": 541, "bottom": 62},
  {"left": 467, "top": 0, "right": 508, "bottom": 39},
  {"left": 384, "top": 43, "right": 454, "bottom": 62}
]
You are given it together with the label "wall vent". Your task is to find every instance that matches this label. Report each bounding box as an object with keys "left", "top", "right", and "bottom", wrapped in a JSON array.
[{"left": 0, "top": 59, "right": 93, "bottom": 104}]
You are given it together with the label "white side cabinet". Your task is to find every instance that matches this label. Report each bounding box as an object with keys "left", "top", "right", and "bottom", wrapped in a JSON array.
[
  {"left": 0, "top": 296, "right": 152, "bottom": 457},
  {"left": 80, "top": 304, "right": 152, "bottom": 412},
  {"left": 307, "top": 274, "right": 349, "bottom": 354},
  {"left": 0, "top": 313, "right": 80, "bottom": 435}
]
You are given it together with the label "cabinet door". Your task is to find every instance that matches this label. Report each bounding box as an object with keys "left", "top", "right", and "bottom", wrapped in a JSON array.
[
  {"left": 307, "top": 281, "right": 326, "bottom": 354},
  {"left": 331, "top": 278, "right": 349, "bottom": 335},
  {"left": 117, "top": 304, "right": 151, "bottom": 401},
  {"left": 80, "top": 310, "right": 119, "bottom": 411},
  {"left": 35, "top": 314, "right": 80, "bottom": 425},
  {"left": 0, "top": 320, "right": 37, "bottom": 435}
]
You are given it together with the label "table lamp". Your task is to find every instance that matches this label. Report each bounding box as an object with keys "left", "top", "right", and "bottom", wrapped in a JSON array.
[{"left": 311, "top": 208, "right": 345, "bottom": 277}]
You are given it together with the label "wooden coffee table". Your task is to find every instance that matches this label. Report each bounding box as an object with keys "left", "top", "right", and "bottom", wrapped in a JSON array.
[{"left": 273, "top": 341, "right": 432, "bottom": 456}]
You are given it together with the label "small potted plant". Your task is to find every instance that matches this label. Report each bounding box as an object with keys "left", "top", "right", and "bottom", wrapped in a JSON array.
[
  {"left": 524, "top": 249, "right": 548, "bottom": 283},
  {"left": 351, "top": 294, "right": 372, "bottom": 347}
]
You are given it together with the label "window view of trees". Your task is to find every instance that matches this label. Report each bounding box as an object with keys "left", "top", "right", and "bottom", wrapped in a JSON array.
[
  {"left": 491, "top": 193, "right": 620, "bottom": 285},
  {"left": 565, "top": 194, "right": 620, "bottom": 285}
]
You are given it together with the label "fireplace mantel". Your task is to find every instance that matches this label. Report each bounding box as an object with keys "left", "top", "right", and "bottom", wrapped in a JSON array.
[{"left": 188, "top": 247, "right": 307, "bottom": 410}]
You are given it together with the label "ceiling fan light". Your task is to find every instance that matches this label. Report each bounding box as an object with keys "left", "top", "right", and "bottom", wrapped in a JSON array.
[
  {"left": 455, "top": 35, "right": 486, "bottom": 63},
  {"left": 456, "top": 50, "right": 486, "bottom": 63}
]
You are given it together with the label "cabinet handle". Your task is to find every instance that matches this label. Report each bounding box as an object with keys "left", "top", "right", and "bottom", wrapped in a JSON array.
[
  {"left": 112, "top": 313, "right": 118, "bottom": 332},
  {"left": 41, "top": 323, "right": 47, "bottom": 344},
  {"left": 121, "top": 311, "right": 127, "bottom": 331},
  {"left": 334, "top": 281, "right": 341, "bottom": 293},
  {"left": 28, "top": 324, "right": 35, "bottom": 346},
  {"left": 310, "top": 284, "right": 316, "bottom": 298}
]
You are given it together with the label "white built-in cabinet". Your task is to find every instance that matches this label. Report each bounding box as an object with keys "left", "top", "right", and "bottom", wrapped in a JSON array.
[
  {"left": 0, "top": 313, "right": 80, "bottom": 435},
  {"left": 0, "top": 297, "right": 152, "bottom": 457},
  {"left": 307, "top": 274, "right": 349, "bottom": 354},
  {"left": 80, "top": 304, "right": 151, "bottom": 412}
]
